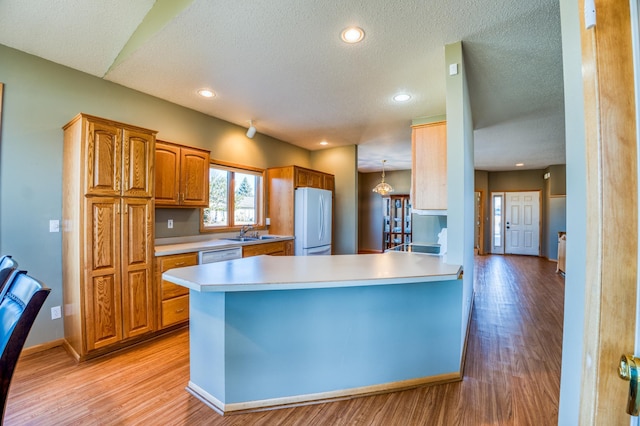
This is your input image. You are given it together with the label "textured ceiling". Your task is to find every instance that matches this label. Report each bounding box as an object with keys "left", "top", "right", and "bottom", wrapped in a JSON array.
[{"left": 0, "top": 0, "right": 564, "bottom": 173}]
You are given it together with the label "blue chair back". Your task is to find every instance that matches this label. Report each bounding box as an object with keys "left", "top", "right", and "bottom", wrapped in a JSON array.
[
  {"left": 0, "top": 269, "right": 50, "bottom": 422},
  {"left": 0, "top": 255, "right": 18, "bottom": 293}
]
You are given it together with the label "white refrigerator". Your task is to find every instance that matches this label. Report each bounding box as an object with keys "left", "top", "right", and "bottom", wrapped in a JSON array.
[{"left": 294, "top": 187, "right": 332, "bottom": 256}]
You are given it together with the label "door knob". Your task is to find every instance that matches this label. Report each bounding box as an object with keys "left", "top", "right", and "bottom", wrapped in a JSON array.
[{"left": 619, "top": 354, "right": 640, "bottom": 416}]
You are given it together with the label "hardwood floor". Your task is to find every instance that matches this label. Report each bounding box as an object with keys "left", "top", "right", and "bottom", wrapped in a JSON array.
[{"left": 4, "top": 255, "right": 564, "bottom": 425}]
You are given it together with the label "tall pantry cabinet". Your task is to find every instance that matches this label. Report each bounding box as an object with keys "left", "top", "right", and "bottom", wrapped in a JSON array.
[{"left": 62, "top": 114, "right": 157, "bottom": 361}]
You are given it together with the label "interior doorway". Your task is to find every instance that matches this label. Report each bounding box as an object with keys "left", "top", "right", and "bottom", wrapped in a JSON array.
[{"left": 474, "top": 191, "right": 484, "bottom": 255}]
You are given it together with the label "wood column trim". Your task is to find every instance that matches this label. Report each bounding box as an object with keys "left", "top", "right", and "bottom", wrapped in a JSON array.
[{"left": 579, "top": 0, "right": 638, "bottom": 423}]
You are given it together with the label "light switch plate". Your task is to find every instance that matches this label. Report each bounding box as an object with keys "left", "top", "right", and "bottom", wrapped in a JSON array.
[
  {"left": 49, "top": 219, "right": 60, "bottom": 233},
  {"left": 51, "top": 306, "right": 61, "bottom": 320},
  {"left": 449, "top": 63, "right": 458, "bottom": 76}
]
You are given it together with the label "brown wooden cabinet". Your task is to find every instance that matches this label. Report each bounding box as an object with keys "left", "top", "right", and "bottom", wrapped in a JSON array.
[
  {"left": 295, "top": 167, "right": 323, "bottom": 189},
  {"left": 242, "top": 240, "right": 294, "bottom": 257},
  {"left": 62, "top": 113, "right": 156, "bottom": 360},
  {"left": 267, "top": 165, "right": 335, "bottom": 236},
  {"left": 382, "top": 195, "right": 412, "bottom": 250},
  {"left": 412, "top": 121, "right": 447, "bottom": 210},
  {"left": 155, "top": 252, "right": 197, "bottom": 329},
  {"left": 155, "top": 140, "right": 210, "bottom": 207}
]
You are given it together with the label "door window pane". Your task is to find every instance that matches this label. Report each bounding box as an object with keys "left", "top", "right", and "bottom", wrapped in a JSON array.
[{"left": 493, "top": 195, "right": 502, "bottom": 247}]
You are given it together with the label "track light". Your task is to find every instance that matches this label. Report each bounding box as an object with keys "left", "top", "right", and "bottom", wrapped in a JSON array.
[{"left": 246, "top": 120, "right": 257, "bottom": 139}]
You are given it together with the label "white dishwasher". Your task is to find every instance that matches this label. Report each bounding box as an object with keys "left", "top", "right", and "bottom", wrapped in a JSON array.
[{"left": 198, "top": 246, "right": 243, "bottom": 264}]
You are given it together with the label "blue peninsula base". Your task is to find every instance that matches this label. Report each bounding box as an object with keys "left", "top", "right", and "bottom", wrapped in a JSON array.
[{"left": 186, "top": 279, "right": 464, "bottom": 414}]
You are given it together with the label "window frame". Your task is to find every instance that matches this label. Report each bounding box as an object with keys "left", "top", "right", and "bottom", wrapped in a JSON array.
[{"left": 200, "top": 160, "right": 266, "bottom": 233}]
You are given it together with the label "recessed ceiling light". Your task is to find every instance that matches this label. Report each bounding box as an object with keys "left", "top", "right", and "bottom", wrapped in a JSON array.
[
  {"left": 320, "top": 141, "right": 328, "bottom": 146},
  {"left": 516, "top": 163, "right": 524, "bottom": 167},
  {"left": 393, "top": 93, "right": 411, "bottom": 102},
  {"left": 341, "top": 27, "right": 365, "bottom": 43},
  {"left": 198, "top": 89, "right": 215, "bottom": 98}
]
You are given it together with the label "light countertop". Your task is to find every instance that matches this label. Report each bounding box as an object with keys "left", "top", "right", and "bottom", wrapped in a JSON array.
[
  {"left": 162, "top": 251, "right": 462, "bottom": 292},
  {"left": 154, "top": 235, "right": 294, "bottom": 256}
]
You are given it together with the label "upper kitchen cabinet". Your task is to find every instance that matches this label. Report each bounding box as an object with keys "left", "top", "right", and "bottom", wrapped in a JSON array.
[
  {"left": 412, "top": 121, "right": 447, "bottom": 211},
  {"left": 267, "top": 165, "right": 334, "bottom": 235},
  {"left": 295, "top": 167, "right": 323, "bottom": 189},
  {"left": 155, "top": 140, "right": 210, "bottom": 207},
  {"left": 80, "top": 115, "right": 154, "bottom": 198}
]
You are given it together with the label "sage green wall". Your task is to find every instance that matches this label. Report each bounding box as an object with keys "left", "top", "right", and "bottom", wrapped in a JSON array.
[
  {"left": 488, "top": 169, "right": 544, "bottom": 191},
  {"left": 558, "top": 0, "right": 587, "bottom": 422},
  {"left": 310, "top": 145, "right": 358, "bottom": 255},
  {"left": 358, "top": 170, "right": 411, "bottom": 252},
  {"left": 445, "top": 41, "right": 475, "bottom": 356},
  {"left": 544, "top": 165, "right": 567, "bottom": 260},
  {"left": 0, "top": 44, "right": 311, "bottom": 347}
]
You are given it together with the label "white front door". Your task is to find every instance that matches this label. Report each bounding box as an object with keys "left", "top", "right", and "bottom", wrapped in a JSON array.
[{"left": 505, "top": 191, "right": 540, "bottom": 256}]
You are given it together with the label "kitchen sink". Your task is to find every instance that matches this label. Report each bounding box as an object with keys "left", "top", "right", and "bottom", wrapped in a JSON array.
[{"left": 224, "top": 235, "right": 280, "bottom": 242}]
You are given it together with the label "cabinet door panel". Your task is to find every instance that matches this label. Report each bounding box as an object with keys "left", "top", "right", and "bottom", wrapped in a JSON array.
[
  {"left": 412, "top": 122, "right": 447, "bottom": 210},
  {"left": 155, "top": 142, "right": 180, "bottom": 205},
  {"left": 86, "top": 121, "right": 121, "bottom": 196},
  {"left": 86, "top": 274, "right": 122, "bottom": 350},
  {"left": 159, "top": 252, "right": 197, "bottom": 301},
  {"left": 161, "top": 295, "right": 189, "bottom": 328},
  {"left": 323, "top": 174, "right": 335, "bottom": 191},
  {"left": 243, "top": 241, "right": 287, "bottom": 257},
  {"left": 89, "top": 198, "right": 119, "bottom": 270},
  {"left": 294, "top": 168, "right": 309, "bottom": 187},
  {"left": 86, "top": 197, "right": 122, "bottom": 350},
  {"left": 122, "top": 129, "right": 154, "bottom": 198},
  {"left": 180, "top": 148, "right": 209, "bottom": 206},
  {"left": 122, "top": 268, "right": 153, "bottom": 337},
  {"left": 123, "top": 199, "right": 152, "bottom": 266},
  {"left": 122, "top": 198, "right": 154, "bottom": 337}
]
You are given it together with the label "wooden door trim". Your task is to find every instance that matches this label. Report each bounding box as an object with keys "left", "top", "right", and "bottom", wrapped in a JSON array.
[{"left": 579, "top": 0, "right": 638, "bottom": 423}]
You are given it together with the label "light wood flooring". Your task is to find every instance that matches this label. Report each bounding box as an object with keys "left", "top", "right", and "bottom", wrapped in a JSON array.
[{"left": 4, "top": 255, "right": 564, "bottom": 425}]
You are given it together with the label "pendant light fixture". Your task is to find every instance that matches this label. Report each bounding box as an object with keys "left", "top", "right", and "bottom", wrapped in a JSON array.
[{"left": 372, "top": 160, "right": 394, "bottom": 196}]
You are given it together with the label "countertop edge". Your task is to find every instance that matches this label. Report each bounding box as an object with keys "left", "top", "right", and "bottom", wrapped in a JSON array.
[
  {"left": 154, "top": 235, "right": 295, "bottom": 256},
  {"left": 166, "top": 270, "right": 462, "bottom": 293}
]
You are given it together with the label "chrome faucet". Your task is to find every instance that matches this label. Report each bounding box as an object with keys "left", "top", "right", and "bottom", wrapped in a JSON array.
[{"left": 239, "top": 225, "right": 254, "bottom": 237}]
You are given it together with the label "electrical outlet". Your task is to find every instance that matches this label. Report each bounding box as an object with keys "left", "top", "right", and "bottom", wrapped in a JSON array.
[
  {"left": 51, "top": 306, "right": 61, "bottom": 320},
  {"left": 168, "top": 219, "right": 174, "bottom": 229},
  {"left": 49, "top": 219, "right": 60, "bottom": 233}
]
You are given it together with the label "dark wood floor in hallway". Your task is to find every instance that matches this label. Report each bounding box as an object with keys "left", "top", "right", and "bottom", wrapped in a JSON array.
[{"left": 5, "top": 255, "right": 564, "bottom": 426}]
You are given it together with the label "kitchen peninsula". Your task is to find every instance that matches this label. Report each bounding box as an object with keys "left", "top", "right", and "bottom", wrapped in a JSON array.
[{"left": 163, "top": 252, "right": 464, "bottom": 415}]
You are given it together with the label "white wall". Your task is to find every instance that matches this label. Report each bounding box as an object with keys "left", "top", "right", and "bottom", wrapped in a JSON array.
[
  {"left": 558, "top": 0, "right": 588, "bottom": 423},
  {"left": 445, "top": 41, "right": 476, "bottom": 356}
]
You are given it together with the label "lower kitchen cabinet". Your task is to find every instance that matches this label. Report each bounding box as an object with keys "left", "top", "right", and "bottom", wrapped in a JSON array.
[
  {"left": 242, "top": 240, "right": 294, "bottom": 257},
  {"left": 155, "top": 252, "right": 198, "bottom": 329}
]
